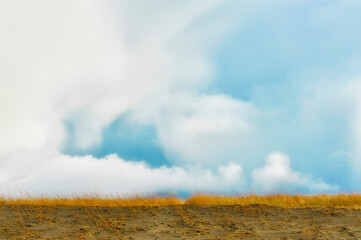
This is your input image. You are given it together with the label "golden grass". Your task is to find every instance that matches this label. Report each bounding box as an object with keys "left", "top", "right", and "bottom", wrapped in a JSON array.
[
  {"left": 185, "top": 193, "right": 361, "bottom": 208},
  {"left": 1, "top": 193, "right": 361, "bottom": 208},
  {"left": 0, "top": 193, "right": 184, "bottom": 207}
]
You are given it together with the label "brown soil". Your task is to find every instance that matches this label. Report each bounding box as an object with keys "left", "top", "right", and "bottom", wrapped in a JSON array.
[{"left": 1, "top": 204, "right": 361, "bottom": 239}]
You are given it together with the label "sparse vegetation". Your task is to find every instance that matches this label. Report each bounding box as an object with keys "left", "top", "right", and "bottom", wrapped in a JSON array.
[
  {"left": 1, "top": 193, "right": 361, "bottom": 239},
  {"left": 186, "top": 193, "right": 361, "bottom": 208},
  {"left": 1, "top": 192, "right": 361, "bottom": 208},
  {"left": 0, "top": 192, "right": 183, "bottom": 207}
]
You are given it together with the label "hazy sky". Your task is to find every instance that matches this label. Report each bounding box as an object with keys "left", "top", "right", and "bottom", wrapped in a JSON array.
[{"left": 1, "top": 0, "right": 361, "bottom": 195}]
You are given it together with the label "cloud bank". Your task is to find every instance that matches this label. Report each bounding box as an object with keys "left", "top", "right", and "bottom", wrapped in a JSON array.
[
  {"left": 0, "top": 0, "right": 226, "bottom": 155},
  {"left": 0, "top": 152, "right": 244, "bottom": 195},
  {"left": 0, "top": 0, "right": 251, "bottom": 195},
  {"left": 0, "top": 0, "right": 355, "bottom": 194},
  {"left": 1, "top": 150, "right": 336, "bottom": 195}
]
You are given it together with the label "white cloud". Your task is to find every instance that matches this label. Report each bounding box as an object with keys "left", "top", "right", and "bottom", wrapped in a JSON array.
[
  {"left": 0, "top": 0, "right": 248, "bottom": 194},
  {"left": 0, "top": 152, "right": 244, "bottom": 195},
  {"left": 0, "top": 0, "right": 229, "bottom": 154},
  {"left": 0, "top": 0, "right": 353, "bottom": 195},
  {"left": 131, "top": 92, "right": 258, "bottom": 165},
  {"left": 252, "top": 152, "right": 338, "bottom": 193},
  {"left": 0, "top": 0, "right": 127, "bottom": 153}
]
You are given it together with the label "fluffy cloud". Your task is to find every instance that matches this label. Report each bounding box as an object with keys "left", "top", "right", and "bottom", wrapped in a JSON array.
[
  {"left": 0, "top": 0, "right": 354, "bottom": 195},
  {"left": 252, "top": 152, "right": 338, "bottom": 193},
  {"left": 0, "top": 0, "right": 227, "bottom": 154},
  {"left": 131, "top": 92, "right": 258, "bottom": 165},
  {"left": 0, "top": 0, "right": 246, "bottom": 194},
  {"left": 0, "top": 152, "right": 244, "bottom": 195}
]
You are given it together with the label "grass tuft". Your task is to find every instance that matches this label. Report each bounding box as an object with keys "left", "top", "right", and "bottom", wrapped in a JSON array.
[
  {"left": 0, "top": 192, "right": 183, "bottom": 207},
  {"left": 185, "top": 193, "right": 361, "bottom": 208},
  {"left": 1, "top": 192, "right": 361, "bottom": 208}
]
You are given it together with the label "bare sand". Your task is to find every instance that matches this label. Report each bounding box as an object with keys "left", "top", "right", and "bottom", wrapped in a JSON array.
[{"left": 1, "top": 204, "right": 361, "bottom": 239}]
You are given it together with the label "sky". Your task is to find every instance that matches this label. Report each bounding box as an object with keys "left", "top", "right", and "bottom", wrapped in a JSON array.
[{"left": 1, "top": 0, "right": 361, "bottom": 195}]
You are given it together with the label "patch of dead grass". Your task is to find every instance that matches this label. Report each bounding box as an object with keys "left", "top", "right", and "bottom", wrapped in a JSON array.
[{"left": 1, "top": 193, "right": 361, "bottom": 208}]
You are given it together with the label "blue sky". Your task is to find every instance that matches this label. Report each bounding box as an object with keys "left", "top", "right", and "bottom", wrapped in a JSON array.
[{"left": 1, "top": 0, "right": 361, "bottom": 195}]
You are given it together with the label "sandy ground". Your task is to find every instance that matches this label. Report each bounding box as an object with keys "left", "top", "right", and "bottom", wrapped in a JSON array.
[{"left": 1, "top": 204, "right": 361, "bottom": 239}]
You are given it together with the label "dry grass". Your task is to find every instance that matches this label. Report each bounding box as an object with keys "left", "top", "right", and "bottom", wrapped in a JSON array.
[
  {"left": 1, "top": 193, "right": 361, "bottom": 208},
  {"left": 2, "top": 193, "right": 361, "bottom": 239},
  {"left": 185, "top": 193, "right": 361, "bottom": 208},
  {"left": 0, "top": 192, "right": 183, "bottom": 207}
]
